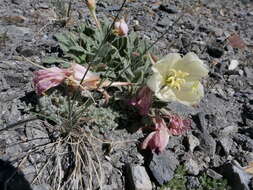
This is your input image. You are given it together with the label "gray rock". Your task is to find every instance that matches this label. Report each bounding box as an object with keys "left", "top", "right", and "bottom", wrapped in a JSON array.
[
  {"left": 32, "top": 184, "right": 51, "bottom": 190},
  {"left": 126, "top": 164, "right": 152, "bottom": 190},
  {"left": 167, "top": 102, "right": 199, "bottom": 116},
  {"left": 1, "top": 26, "right": 32, "bottom": 41},
  {"left": 206, "top": 44, "right": 224, "bottom": 58},
  {"left": 187, "top": 134, "right": 200, "bottom": 152},
  {"left": 185, "top": 158, "right": 201, "bottom": 175},
  {"left": 220, "top": 125, "right": 238, "bottom": 137},
  {"left": 11, "top": 0, "right": 23, "bottom": 5},
  {"left": 148, "top": 151, "right": 179, "bottom": 185},
  {"left": 159, "top": 4, "right": 178, "bottom": 14},
  {"left": 206, "top": 169, "right": 223, "bottom": 179},
  {"left": 199, "top": 132, "right": 216, "bottom": 158},
  {"left": 219, "top": 136, "right": 233, "bottom": 155}
]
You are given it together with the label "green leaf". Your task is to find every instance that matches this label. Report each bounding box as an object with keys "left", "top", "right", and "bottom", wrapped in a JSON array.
[
  {"left": 69, "top": 45, "right": 85, "bottom": 52},
  {"left": 42, "top": 57, "right": 66, "bottom": 64}
]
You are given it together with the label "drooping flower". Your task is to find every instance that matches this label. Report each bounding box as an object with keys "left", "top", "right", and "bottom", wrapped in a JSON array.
[
  {"left": 141, "top": 117, "right": 170, "bottom": 153},
  {"left": 128, "top": 86, "right": 153, "bottom": 116},
  {"left": 167, "top": 114, "right": 191, "bottom": 135},
  {"left": 70, "top": 63, "right": 100, "bottom": 90},
  {"left": 114, "top": 18, "right": 129, "bottom": 37},
  {"left": 147, "top": 52, "right": 209, "bottom": 106},
  {"left": 33, "top": 67, "right": 72, "bottom": 95}
]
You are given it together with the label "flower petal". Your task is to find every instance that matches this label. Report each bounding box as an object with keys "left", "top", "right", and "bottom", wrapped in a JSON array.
[
  {"left": 33, "top": 67, "right": 71, "bottom": 95},
  {"left": 152, "top": 53, "right": 182, "bottom": 78},
  {"left": 172, "top": 81, "right": 204, "bottom": 106},
  {"left": 173, "top": 52, "right": 209, "bottom": 81},
  {"left": 155, "top": 86, "right": 178, "bottom": 102},
  {"left": 147, "top": 73, "right": 163, "bottom": 93},
  {"left": 128, "top": 86, "right": 153, "bottom": 116},
  {"left": 71, "top": 63, "right": 99, "bottom": 82},
  {"left": 141, "top": 129, "right": 170, "bottom": 153}
]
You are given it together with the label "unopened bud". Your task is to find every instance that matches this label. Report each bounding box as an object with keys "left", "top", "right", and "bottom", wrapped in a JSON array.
[
  {"left": 86, "top": 0, "right": 96, "bottom": 11},
  {"left": 114, "top": 18, "right": 129, "bottom": 37}
]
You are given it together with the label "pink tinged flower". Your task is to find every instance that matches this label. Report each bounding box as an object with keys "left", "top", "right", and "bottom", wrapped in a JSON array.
[
  {"left": 33, "top": 67, "right": 72, "bottom": 95},
  {"left": 128, "top": 86, "right": 153, "bottom": 116},
  {"left": 141, "top": 117, "right": 170, "bottom": 153},
  {"left": 114, "top": 18, "right": 129, "bottom": 37},
  {"left": 70, "top": 63, "right": 100, "bottom": 89},
  {"left": 167, "top": 115, "right": 191, "bottom": 136}
]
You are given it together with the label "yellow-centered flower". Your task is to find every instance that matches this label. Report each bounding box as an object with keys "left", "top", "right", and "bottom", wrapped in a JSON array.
[{"left": 147, "top": 52, "right": 209, "bottom": 106}]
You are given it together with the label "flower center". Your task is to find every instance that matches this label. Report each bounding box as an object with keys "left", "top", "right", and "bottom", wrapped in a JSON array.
[{"left": 165, "top": 69, "right": 189, "bottom": 90}]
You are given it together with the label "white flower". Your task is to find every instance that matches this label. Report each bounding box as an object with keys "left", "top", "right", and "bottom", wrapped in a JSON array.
[{"left": 147, "top": 52, "right": 209, "bottom": 106}]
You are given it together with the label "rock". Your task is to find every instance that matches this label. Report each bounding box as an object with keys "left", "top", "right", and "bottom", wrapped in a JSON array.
[
  {"left": 206, "top": 44, "right": 224, "bottom": 58},
  {"left": 185, "top": 158, "right": 201, "bottom": 175},
  {"left": 206, "top": 169, "right": 223, "bottom": 179},
  {"left": 32, "top": 184, "right": 51, "bottom": 190},
  {"left": 11, "top": 0, "right": 22, "bottom": 5},
  {"left": 157, "top": 17, "right": 173, "bottom": 27},
  {"left": 219, "top": 137, "right": 233, "bottom": 155},
  {"left": 219, "top": 162, "right": 252, "bottom": 190},
  {"left": 220, "top": 125, "right": 238, "bottom": 137},
  {"left": 187, "top": 134, "right": 200, "bottom": 152},
  {"left": 186, "top": 176, "right": 201, "bottom": 189},
  {"left": 148, "top": 151, "right": 179, "bottom": 185},
  {"left": 229, "top": 60, "right": 239, "bottom": 70},
  {"left": 25, "top": 120, "right": 50, "bottom": 147},
  {"left": 159, "top": 4, "right": 178, "bottom": 14},
  {"left": 244, "top": 67, "right": 253, "bottom": 79},
  {"left": 0, "top": 159, "right": 32, "bottom": 190},
  {"left": 167, "top": 102, "right": 199, "bottom": 116},
  {"left": 126, "top": 164, "right": 152, "bottom": 190},
  {"left": 199, "top": 132, "right": 217, "bottom": 158},
  {"left": 1, "top": 26, "right": 32, "bottom": 41}
]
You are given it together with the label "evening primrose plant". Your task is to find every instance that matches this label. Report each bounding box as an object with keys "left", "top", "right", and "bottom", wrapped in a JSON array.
[{"left": 30, "top": 1, "right": 211, "bottom": 188}]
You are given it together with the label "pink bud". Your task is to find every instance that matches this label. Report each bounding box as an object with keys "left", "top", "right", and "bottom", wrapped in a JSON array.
[
  {"left": 128, "top": 86, "right": 153, "bottom": 116},
  {"left": 114, "top": 18, "right": 129, "bottom": 37},
  {"left": 33, "top": 67, "right": 72, "bottom": 95}
]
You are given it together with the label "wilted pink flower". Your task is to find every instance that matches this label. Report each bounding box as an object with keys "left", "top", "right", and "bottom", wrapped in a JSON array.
[
  {"left": 70, "top": 63, "right": 100, "bottom": 89},
  {"left": 141, "top": 117, "right": 170, "bottom": 153},
  {"left": 167, "top": 115, "right": 191, "bottom": 135},
  {"left": 128, "top": 86, "right": 153, "bottom": 116},
  {"left": 114, "top": 18, "right": 129, "bottom": 37},
  {"left": 33, "top": 67, "right": 72, "bottom": 95}
]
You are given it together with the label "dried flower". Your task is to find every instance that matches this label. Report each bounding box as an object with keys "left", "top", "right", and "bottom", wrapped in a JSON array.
[
  {"left": 167, "top": 115, "right": 191, "bottom": 135},
  {"left": 141, "top": 117, "right": 170, "bottom": 153},
  {"left": 114, "top": 18, "right": 129, "bottom": 37},
  {"left": 33, "top": 67, "right": 72, "bottom": 95},
  {"left": 147, "top": 52, "right": 209, "bottom": 106},
  {"left": 70, "top": 63, "right": 100, "bottom": 90},
  {"left": 128, "top": 86, "right": 153, "bottom": 116}
]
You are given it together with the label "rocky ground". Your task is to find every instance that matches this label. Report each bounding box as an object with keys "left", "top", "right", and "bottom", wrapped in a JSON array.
[{"left": 0, "top": 0, "right": 253, "bottom": 189}]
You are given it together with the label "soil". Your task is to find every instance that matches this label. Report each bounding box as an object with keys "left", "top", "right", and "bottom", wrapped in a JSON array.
[{"left": 0, "top": 0, "right": 253, "bottom": 189}]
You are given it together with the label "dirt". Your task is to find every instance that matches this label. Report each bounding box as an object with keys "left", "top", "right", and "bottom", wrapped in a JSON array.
[{"left": 0, "top": 0, "right": 253, "bottom": 189}]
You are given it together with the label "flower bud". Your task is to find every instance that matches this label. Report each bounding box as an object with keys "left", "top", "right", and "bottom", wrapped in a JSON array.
[
  {"left": 114, "top": 18, "right": 129, "bottom": 37},
  {"left": 86, "top": 0, "right": 96, "bottom": 11}
]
